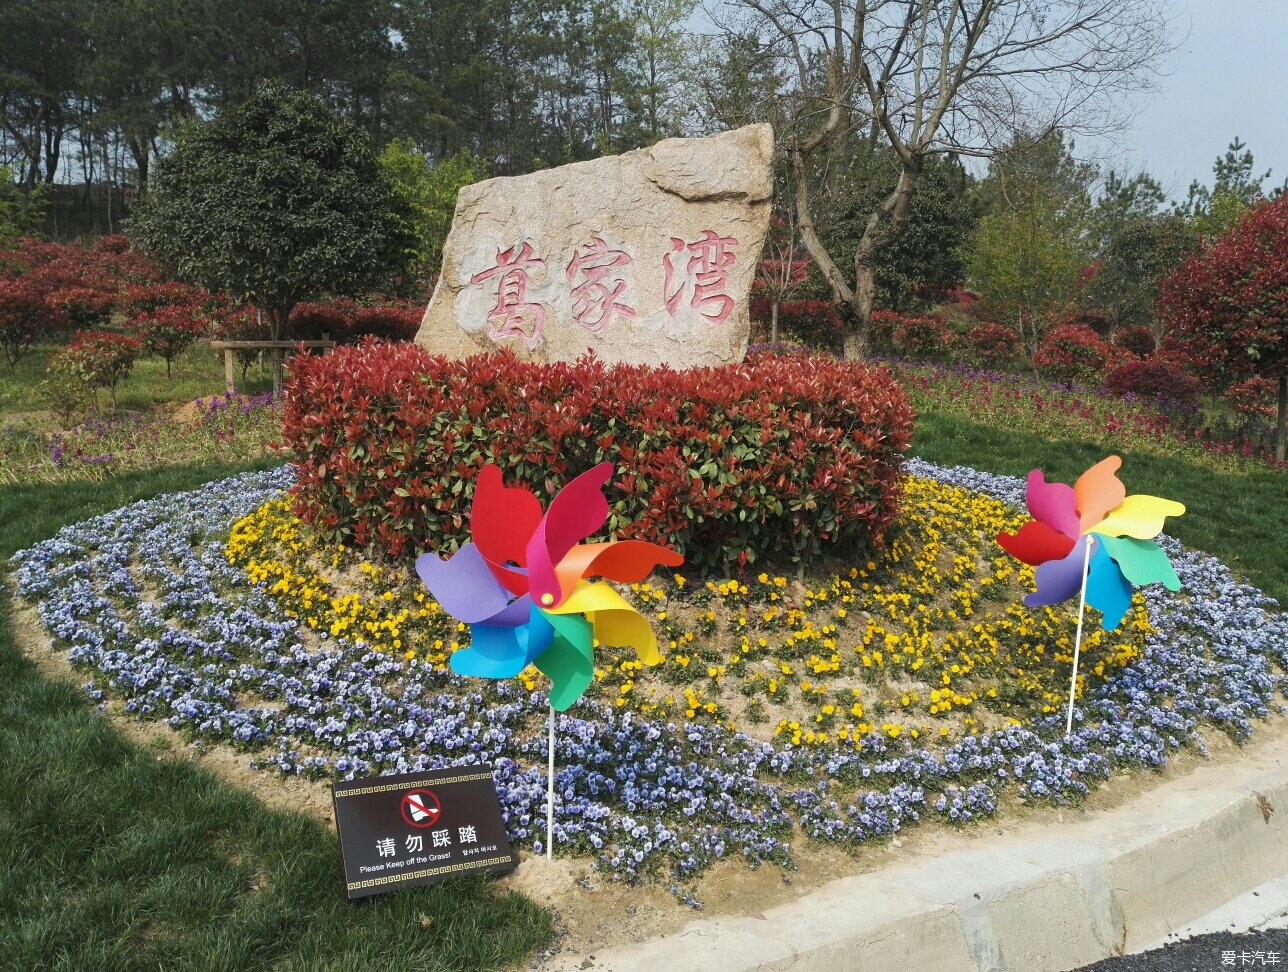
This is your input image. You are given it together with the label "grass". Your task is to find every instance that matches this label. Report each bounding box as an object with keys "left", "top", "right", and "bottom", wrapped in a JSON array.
[
  {"left": 912, "top": 411, "right": 1288, "bottom": 607},
  {"left": 0, "top": 460, "right": 554, "bottom": 972},
  {"left": 0, "top": 341, "right": 274, "bottom": 425}
]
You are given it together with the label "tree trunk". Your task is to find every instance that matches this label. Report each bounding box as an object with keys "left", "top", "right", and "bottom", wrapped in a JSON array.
[
  {"left": 770, "top": 300, "right": 778, "bottom": 343},
  {"left": 1277, "top": 373, "right": 1286, "bottom": 463}
]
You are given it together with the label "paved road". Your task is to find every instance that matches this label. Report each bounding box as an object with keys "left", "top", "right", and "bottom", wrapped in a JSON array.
[{"left": 1074, "top": 928, "right": 1288, "bottom": 971}]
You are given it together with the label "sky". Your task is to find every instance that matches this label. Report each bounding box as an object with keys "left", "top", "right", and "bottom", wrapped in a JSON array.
[{"left": 1084, "top": 0, "right": 1288, "bottom": 200}]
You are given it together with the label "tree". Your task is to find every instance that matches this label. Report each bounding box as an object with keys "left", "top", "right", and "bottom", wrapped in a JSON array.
[
  {"left": 1174, "top": 138, "right": 1286, "bottom": 239},
  {"left": 1157, "top": 197, "right": 1288, "bottom": 461},
  {"left": 963, "top": 132, "right": 1094, "bottom": 365},
  {"left": 822, "top": 148, "right": 977, "bottom": 312},
  {"left": 1085, "top": 215, "right": 1195, "bottom": 341},
  {"left": 721, "top": 0, "right": 1174, "bottom": 357},
  {"left": 378, "top": 139, "right": 488, "bottom": 280},
  {"left": 129, "top": 85, "right": 416, "bottom": 340}
]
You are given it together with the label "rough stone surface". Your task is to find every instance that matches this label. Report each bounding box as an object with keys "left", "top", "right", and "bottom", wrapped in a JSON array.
[{"left": 415, "top": 124, "right": 773, "bottom": 367}]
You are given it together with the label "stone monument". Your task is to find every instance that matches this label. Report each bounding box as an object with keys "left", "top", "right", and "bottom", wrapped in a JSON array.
[{"left": 414, "top": 124, "right": 773, "bottom": 368}]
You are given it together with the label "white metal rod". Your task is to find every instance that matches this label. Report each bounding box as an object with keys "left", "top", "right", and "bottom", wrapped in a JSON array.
[
  {"left": 1067, "top": 536, "right": 1095, "bottom": 735},
  {"left": 547, "top": 702, "right": 554, "bottom": 860}
]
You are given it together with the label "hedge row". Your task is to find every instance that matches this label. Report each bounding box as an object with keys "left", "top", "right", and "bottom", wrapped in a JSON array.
[{"left": 282, "top": 342, "right": 914, "bottom": 570}]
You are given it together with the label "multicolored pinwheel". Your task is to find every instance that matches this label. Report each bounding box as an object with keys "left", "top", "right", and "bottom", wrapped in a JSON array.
[
  {"left": 415, "top": 462, "right": 683, "bottom": 711},
  {"left": 996, "top": 455, "right": 1185, "bottom": 631}
]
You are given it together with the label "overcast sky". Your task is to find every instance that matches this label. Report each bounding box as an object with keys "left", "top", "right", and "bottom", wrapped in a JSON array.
[{"left": 1081, "top": 0, "right": 1288, "bottom": 200}]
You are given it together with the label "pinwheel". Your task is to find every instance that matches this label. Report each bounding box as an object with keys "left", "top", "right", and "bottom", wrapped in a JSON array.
[
  {"left": 995, "top": 455, "right": 1184, "bottom": 733},
  {"left": 416, "top": 461, "right": 682, "bottom": 856}
]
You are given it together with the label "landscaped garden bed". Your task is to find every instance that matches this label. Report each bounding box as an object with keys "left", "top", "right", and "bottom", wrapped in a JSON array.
[{"left": 13, "top": 456, "right": 1286, "bottom": 900}]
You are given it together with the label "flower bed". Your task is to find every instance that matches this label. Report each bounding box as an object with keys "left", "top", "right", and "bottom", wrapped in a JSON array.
[{"left": 12, "top": 461, "right": 1288, "bottom": 895}]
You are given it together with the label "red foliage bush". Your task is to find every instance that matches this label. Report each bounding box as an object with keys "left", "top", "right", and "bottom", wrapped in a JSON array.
[
  {"left": 1225, "top": 377, "right": 1278, "bottom": 418},
  {"left": 132, "top": 306, "right": 209, "bottom": 376},
  {"left": 57, "top": 330, "right": 142, "bottom": 406},
  {"left": 1158, "top": 197, "right": 1288, "bottom": 390},
  {"left": 750, "top": 297, "right": 843, "bottom": 350},
  {"left": 0, "top": 274, "right": 62, "bottom": 367},
  {"left": 118, "top": 280, "right": 207, "bottom": 316},
  {"left": 1113, "top": 325, "right": 1157, "bottom": 359},
  {"left": 1032, "top": 324, "right": 1120, "bottom": 384},
  {"left": 891, "top": 314, "right": 949, "bottom": 358},
  {"left": 957, "top": 322, "right": 1018, "bottom": 368},
  {"left": 350, "top": 303, "right": 421, "bottom": 342},
  {"left": 868, "top": 310, "right": 901, "bottom": 351},
  {"left": 1101, "top": 359, "right": 1201, "bottom": 406},
  {"left": 282, "top": 343, "right": 914, "bottom": 569},
  {"left": 287, "top": 299, "right": 355, "bottom": 341}
]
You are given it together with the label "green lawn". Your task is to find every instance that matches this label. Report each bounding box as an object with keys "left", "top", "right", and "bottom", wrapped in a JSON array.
[{"left": 0, "top": 460, "right": 554, "bottom": 972}]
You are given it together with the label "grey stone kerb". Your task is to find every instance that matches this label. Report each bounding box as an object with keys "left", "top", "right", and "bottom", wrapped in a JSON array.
[{"left": 414, "top": 124, "right": 774, "bottom": 368}]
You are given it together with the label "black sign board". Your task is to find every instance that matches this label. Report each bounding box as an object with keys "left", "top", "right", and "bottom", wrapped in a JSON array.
[{"left": 332, "top": 765, "right": 517, "bottom": 899}]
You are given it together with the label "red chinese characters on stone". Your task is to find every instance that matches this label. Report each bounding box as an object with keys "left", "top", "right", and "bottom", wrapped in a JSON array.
[
  {"left": 565, "top": 236, "right": 637, "bottom": 333},
  {"left": 663, "top": 230, "right": 739, "bottom": 325},
  {"left": 470, "top": 242, "right": 547, "bottom": 349}
]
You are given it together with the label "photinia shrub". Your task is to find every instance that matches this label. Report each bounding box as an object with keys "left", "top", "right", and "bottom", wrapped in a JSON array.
[
  {"left": 1101, "top": 359, "right": 1201, "bottom": 407},
  {"left": 1032, "top": 324, "right": 1120, "bottom": 384},
  {"left": 892, "top": 314, "right": 949, "bottom": 359},
  {"left": 282, "top": 343, "right": 914, "bottom": 570},
  {"left": 287, "top": 298, "right": 356, "bottom": 341},
  {"left": 751, "top": 298, "right": 844, "bottom": 351},
  {"left": 133, "top": 306, "right": 209, "bottom": 377},
  {"left": 1225, "top": 377, "right": 1278, "bottom": 418},
  {"left": 1158, "top": 196, "right": 1288, "bottom": 457},
  {"left": 1113, "top": 325, "right": 1157, "bottom": 359},
  {"left": 0, "top": 274, "right": 62, "bottom": 367},
  {"left": 349, "top": 302, "right": 420, "bottom": 342},
  {"left": 957, "top": 322, "right": 1018, "bottom": 369},
  {"left": 57, "top": 329, "right": 142, "bottom": 409}
]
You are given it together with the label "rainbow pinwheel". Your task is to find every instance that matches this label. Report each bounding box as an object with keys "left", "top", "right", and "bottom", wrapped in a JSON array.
[
  {"left": 415, "top": 462, "right": 683, "bottom": 711},
  {"left": 996, "top": 455, "right": 1185, "bottom": 631}
]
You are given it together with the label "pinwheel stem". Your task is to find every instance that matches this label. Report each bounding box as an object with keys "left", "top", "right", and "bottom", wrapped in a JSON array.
[
  {"left": 547, "top": 702, "right": 555, "bottom": 861},
  {"left": 1067, "top": 536, "right": 1094, "bottom": 736}
]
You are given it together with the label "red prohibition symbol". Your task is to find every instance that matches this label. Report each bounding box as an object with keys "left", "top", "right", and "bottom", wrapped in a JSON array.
[{"left": 400, "top": 788, "right": 441, "bottom": 828}]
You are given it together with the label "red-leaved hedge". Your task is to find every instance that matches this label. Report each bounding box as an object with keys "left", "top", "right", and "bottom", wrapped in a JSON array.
[{"left": 282, "top": 342, "right": 914, "bottom": 570}]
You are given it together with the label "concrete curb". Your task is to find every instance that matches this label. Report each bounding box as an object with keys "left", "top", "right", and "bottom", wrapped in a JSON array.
[{"left": 550, "top": 725, "right": 1288, "bottom": 972}]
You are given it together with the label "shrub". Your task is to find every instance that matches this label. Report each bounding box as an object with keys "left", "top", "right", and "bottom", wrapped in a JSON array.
[
  {"left": 749, "top": 298, "right": 843, "bottom": 351},
  {"left": 282, "top": 343, "right": 914, "bottom": 570},
  {"left": 287, "top": 298, "right": 356, "bottom": 341},
  {"left": 1225, "top": 377, "right": 1278, "bottom": 418},
  {"left": 349, "top": 303, "right": 421, "bottom": 342},
  {"left": 118, "top": 280, "right": 207, "bottom": 316},
  {"left": 1113, "top": 325, "right": 1157, "bottom": 359},
  {"left": 0, "top": 274, "right": 61, "bottom": 367},
  {"left": 868, "top": 310, "right": 901, "bottom": 352},
  {"left": 1032, "top": 324, "right": 1119, "bottom": 384},
  {"left": 57, "top": 330, "right": 142, "bottom": 409},
  {"left": 1101, "top": 359, "right": 1201, "bottom": 407},
  {"left": 133, "top": 306, "right": 209, "bottom": 377},
  {"left": 891, "top": 314, "right": 949, "bottom": 359},
  {"left": 957, "top": 322, "right": 1018, "bottom": 369}
]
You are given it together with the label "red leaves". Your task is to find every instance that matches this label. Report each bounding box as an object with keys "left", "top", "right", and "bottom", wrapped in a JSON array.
[
  {"left": 1158, "top": 196, "right": 1288, "bottom": 388},
  {"left": 281, "top": 342, "right": 913, "bottom": 571}
]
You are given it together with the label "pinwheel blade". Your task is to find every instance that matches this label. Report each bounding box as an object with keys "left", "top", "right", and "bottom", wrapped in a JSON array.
[
  {"left": 997, "top": 520, "right": 1076, "bottom": 566},
  {"left": 472, "top": 463, "right": 543, "bottom": 569},
  {"left": 553, "top": 539, "right": 686, "bottom": 595},
  {"left": 1074, "top": 455, "right": 1126, "bottom": 532},
  {"left": 1025, "top": 469, "right": 1081, "bottom": 541},
  {"left": 449, "top": 616, "right": 552, "bottom": 679},
  {"left": 1024, "top": 537, "right": 1094, "bottom": 609},
  {"left": 1094, "top": 494, "right": 1186, "bottom": 540},
  {"left": 1086, "top": 542, "right": 1134, "bottom": 631},
  {"left": 548, "top": 580, "right": 662, "bottom": 665},
  {"left": 527, "top": 462, "right": 614, "bottom": 607},
  {"left": 416, "top": 543, "right": 514, "bottom": 624},
  {"left": 536, "top": 613, "right": 595, "bottom": 712},
  {"left": 1096, "top": 534, "right": 1181, "bottom": 591}
]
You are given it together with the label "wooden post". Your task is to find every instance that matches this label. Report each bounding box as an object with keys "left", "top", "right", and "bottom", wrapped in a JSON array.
[
  {"left": 272, "top": 348, "right": 284, "bottom": 398},
  {"left": 224, "top": 348, "right": 236, "bottom": 395}
]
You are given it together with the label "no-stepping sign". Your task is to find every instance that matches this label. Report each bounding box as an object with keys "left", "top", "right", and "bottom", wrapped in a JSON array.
[{"left": 332, "top": 766, "right": 516, "bottom": 900}]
